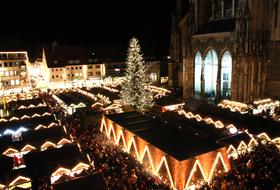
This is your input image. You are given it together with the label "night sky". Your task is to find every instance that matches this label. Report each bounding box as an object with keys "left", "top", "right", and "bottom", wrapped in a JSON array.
[{"left": 0, "top": 0, "right": 174, "bottom": 57}]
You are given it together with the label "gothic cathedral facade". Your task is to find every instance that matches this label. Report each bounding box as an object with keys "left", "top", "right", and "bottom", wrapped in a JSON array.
[{"left": 170, "top": 0, "right": 280, "bottom": 103}]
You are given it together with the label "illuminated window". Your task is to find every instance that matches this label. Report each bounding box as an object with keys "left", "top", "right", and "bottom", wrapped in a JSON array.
[
  {"left": 75, "top": 73, "right": 79, "bottom": 76},
  {"left": 11, "top": 80, "right": 15, "bottom": 86},
  {"left": 194, "top": 52, "right": 202, "bottom": 95},
  {"left": 5, "top": 71, "right": 9, "bottom": 76},
  {"left": 150, "top": 73, "right": 157, "bottom": 82},
  {"left": 204, "top": 49, "right": 218, "bottom": 97},
  {"left": 15, "top": 79, "right": 20, "bottom": 85},
  {"left": 88, "top": 72, "right": 93, "bottom": 76},
  {"left": 221, "top": 51, "right": 232, "bottom": 98}
]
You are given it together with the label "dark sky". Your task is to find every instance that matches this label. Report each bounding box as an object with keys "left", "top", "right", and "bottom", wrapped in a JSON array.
[{"left": 1, "top": 0, "right": 174, "bottom": 56}]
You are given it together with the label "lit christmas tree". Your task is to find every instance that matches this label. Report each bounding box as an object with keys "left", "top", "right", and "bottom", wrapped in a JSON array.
[{"left": 121, "top": 37, "right": 154, "bottom": 111}]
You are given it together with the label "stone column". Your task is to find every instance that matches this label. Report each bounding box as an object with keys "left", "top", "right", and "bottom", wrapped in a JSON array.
[{"left": 232, "top": 0, "right": 235, "bottom": 17}]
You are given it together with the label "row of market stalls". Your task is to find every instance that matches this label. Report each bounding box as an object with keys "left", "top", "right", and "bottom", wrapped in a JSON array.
[
  {"left": 97, "top": 94, "right": 280, "bottom": 190},
  {"left": 0, "top": 95, "right": 105, "bottom": 189},
  {"left": 218, "top": 99, "right": 280, "bottom": 119}
]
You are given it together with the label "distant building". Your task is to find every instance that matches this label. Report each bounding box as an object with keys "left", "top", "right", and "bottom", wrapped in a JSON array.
[
  {"left": 170, "top": 0, "right": 280, "bottom": 102},
  {"left": 0, "top": 51, "right": 30, "bottom": 92},
  {"left": 43, "top": 45, "right": 106, "bottom": 85}
]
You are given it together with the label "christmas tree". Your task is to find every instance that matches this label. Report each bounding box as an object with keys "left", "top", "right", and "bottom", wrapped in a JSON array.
[{"left": 121, "top": 37, "right": 153, "bottom": 111}]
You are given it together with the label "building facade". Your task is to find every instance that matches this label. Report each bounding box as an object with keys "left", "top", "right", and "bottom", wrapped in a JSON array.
[
  {"left": 0, "top": 51, "right": 30, "bottom": 92},
  {"left": 170, "top": 0, "right": 280, "bottom": 103},
  {"left": 43, "top": 45, "right": 106, "bottom": 86}
]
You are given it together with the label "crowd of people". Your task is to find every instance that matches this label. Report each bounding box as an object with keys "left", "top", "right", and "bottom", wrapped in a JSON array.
[
  {"left": 197, "top": 140, "right": 280, "bottom": 190},
  {"left": 58, "top": 105, "right": 171, "bottom": 190}
]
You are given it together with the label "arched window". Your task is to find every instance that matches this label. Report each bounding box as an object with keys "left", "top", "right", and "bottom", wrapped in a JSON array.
[
  {"left": 224, "top": 0, "right": 233, "bottom": 18},
  {"left": 221, "top": 51, "right": 232, "bottom": 98},
  {"left": 194, "top": 52, "right": 202, "bottom": 95},
  {"left": 204, "top": 49, "right": 218, "bottom": 97}
]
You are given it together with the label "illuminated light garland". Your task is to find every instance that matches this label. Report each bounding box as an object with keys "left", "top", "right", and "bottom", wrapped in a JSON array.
[
  {"left": 185, "top": 159, "right": 208, "bottom": 188},
  {"left": 139, "top": 145, "right": 155, "bottom": 174},
  {"left": 127, "top": 137, "right": 140, "bottom": 160},
  {"left": 237, "top": 141, "right": 247, "bottom": 150},
  {"left": 51, "top": 167, "right": 71, "bottom": 177},
  {"left": 217, "top": 103, "right": 224, "bottom": 107},
  {"left": 254, "top": 98, "right": 272, "bottom": 105},
  {"left": 41, "top": 141, "right": 56, "bottom": 150},
  {"left": 91, "top": 102, "right": 104, "bottom": 108},
  {"left": 35, "top": 124, "right": 47, "bottom": 130},
  {"left": 116, "top": 129, "right": 127, "bottom": 150},
  {"left": 3, "top": 148, "right": 18, "bottom": 156},
  {"left": 57, "top": 138, "right": 71, "bottom": 146},
  {"left": 226, "top": 124, "right": 238, "bottom": 134},
  {"left": 233, "top": 107, "right": 242, "bottom": 112},
  {"left": 100, "top": 118, "right": 107, "bottom": 134},
  {"left": 20, "top": 115, "right": 30, "bottom": 119},
  {"left": 194, "top": 114, "right": 202, "bottom": 122},
  {"left": 28, "top": 104, "right": 35, "bottom": 108},
  {"left": 9, "top": 176, "right": 30, "bottom": 186},
  {"left": 155, "top": 156, "right": 176, "bottom": 189},
  {"left": 102, "top": 103, "right": 122, "bottom": 111},
  {"left": 227, "top": 145, "right": 237, "bottom": 154},
  {"left": 272, "top": 137, "right": 280, "bottom": 143},
  {"left": 257, "top": 132, "right": 271, "bottom": 141},
  {"left": 108, "top": 123, "right": 117, "bottom": 142},
  {"left": 31, "top": 113, "right": 41, "bottom": 118},
  {"left": 248, "top": 137, "right": 258, "bottom": 147},
  {"left": 42, "top": 112, "right": 51, "bottom": 116},
  {"left": 37, "top": 103, "right": 46, "bottom": 107},
  {"left": 18, "top": 105, "right": 27, "bottom": 109},
  {"left": 0, "top": 118, "right": 8, "bottom": 122},
  {"left": 72, "top": 162, "right": 90, "bottom": 171},
  {"left": 9, "top": 117, "right": 19, "bottom": 121},
  {"left": 48, "top": 122, "right": 58, "bottom": 128},
  {"left": 205, "top": 118, "right": 214, "bottom": 124},
  {"left": 221, "top": 100, "right": 247, "bottom": 108},
  {"left": 207, "top": 152, "right": 228, "bottom": 181},
  {"left": 21, "top": 144, "right": 36, "bottom": 152},
  {"left": 214, "top": 121, "right": 224, "bottom": 128}
]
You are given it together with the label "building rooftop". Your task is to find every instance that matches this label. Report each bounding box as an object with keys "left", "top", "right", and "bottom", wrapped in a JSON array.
[{"left": 106, "top": 111, "right": 223, "bottom": 161}]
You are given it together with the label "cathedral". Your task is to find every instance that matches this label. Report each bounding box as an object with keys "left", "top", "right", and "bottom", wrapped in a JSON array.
[{"left": 169, "top": 0, "right": 280, "bottom": 103}]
